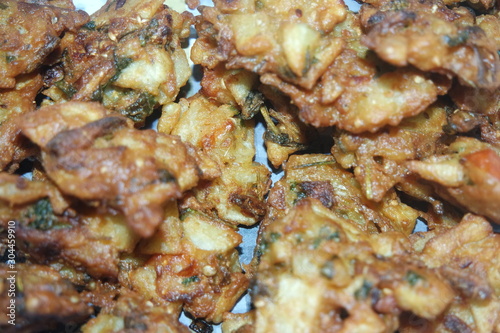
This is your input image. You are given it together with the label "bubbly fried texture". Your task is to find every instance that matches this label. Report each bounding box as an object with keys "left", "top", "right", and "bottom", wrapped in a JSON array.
[
  {"left": 81, "top": 290, "right": 191, "bottom": 333},
  {"left": 0, "top": 0, "right": 89, "bottom": 89},
  {"left": 408, "top": 137, "right": 500, "bottom": 224},
  {"left": 42, "top": 0, "right": 192, "bottom": 125},
  {"left": 331, "top": 103, "right": 449, "bottom": 203},
  {"left": 159, "top": 94, "right": 270, "bottom": 226},
  {"left": 360, "top": 0, "right": 500, "bottom": 90},
  {"left": 0, "top": 0, "right": 499, "bottom": 331},
  {"left": 253, "top": 200, "right": 500, "bottom": 333},
  {"left": 0, "top": 264, "right": 92, "bottom": 332},
  {"left": 264, "top": 154, "right": 458, "bottom": 236},
  {"left": 20, "top": 101, "right": 203, "bottom": 237},
  {"left": 194, "top": 5, "right": 445, "bottom": 132}
]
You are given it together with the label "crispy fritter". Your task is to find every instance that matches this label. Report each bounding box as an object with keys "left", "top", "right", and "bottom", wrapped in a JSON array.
[
  {"left": 122, "top": 203, "right": 249, "bottom": 324},
  {"left": 20, "top": 101, "right": 203, "bottom": 237},
  {"left": 159, "top": 94, "right": 270, "bottom": 226},
  {"left": 405, "top": 214, "right": 500, "bottom": 332},
  {"left": 253, "top": 200, "right": 499, "bottom": 332},
  {"left": 0, "top": 174, "right": 140, "bottom": 278},
  {"left": 254, "top": 199, "right": 452, "bottom": 332},
  {"left": 0, "top": 0, "right": 89, "bottom": 89},
  {"left": 331, "top": 103, "right": 449, "bottom": 202},
  {"left": 360, "top": 0, "right": 500, "bottom": 90},
  {"left": 199, "top": 65, "right": 311, "bottom": 168},
  {"left": 408, "top": 136, "right": 500, "bottom": 224},
  {"left": 264, "top": 154, "right": 457, "bottom": 236},
  {"left": 194, "top": 6, "right": 444, "bottom": 132},
  {"left": 81, "top": 289, "right": 190, "bottom": 333},
  {"left": 192, "top": 0, "right": 347, "bottom": 87},
  {"left": 43, "top": 0, "right": 192, "bottom": 125},
  {"left": 0, "top": 263, "right": 92, "bottom": 332},
  {"left": 0, "top": 74, "right": 44, "bottom": 172}
]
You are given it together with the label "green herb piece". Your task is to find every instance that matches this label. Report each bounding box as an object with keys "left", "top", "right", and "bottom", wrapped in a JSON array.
[
  {"left": 110, "top": 57, "right": 133, "bottom": 83},
  {"left": 444, "top": 29, "right": 470, "bottom": 47},
  {"left": 405, "top": 270, "right": 423, "bottom": 286},
  {"left": 55, "top": 80, "right": 77, "bottom": 98},
  {"left": 158, "top": 169, "right": 175, "bottom": 183},
  {"left": 82, "top": 21, "right": 96, "bottom": 30},
  {"left": 182, "top": 276, "right": 200, "bottom": 285},
  {"left": 119, "top": 92, "right": 156, "bottom": 123},
  {"left": 24, "top": 199, "right": 66, "bottom": 230},
  {"left": 241, "top": 91, "right": 264, "bottom": 120},
  {"left": 269, "top": 232, "right": 281, "bottom": 243},
  {"left": 290, "top": 182, "right": 307, "bottom": 204},
  {"left": 354, "top": 280, "right": 373, "bottom": 300}
]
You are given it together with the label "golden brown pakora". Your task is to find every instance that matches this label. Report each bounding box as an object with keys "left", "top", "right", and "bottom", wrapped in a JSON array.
[
  {"left": 194, "top": 5, "right": 445, "bottom": 133},
  {"left": 0, "top": 0, "right": 89, "bottom": 89},
  {"left": 408, "top": 136, "right": 500, "bottom": 224},
  {"left": 0, "top": 0, "right": 498, "bottom": 331},
  {"left": 81, "top": 289, "right": 191, "bottom": 332},
  {"left": 264, "top": 154, "right": 460, "bottom": 237},
  {"left": 252, "top": 200, "right": 500, "bottom": 332},
  {"left": 159, "top": 93, "right": 270, "bottom": 227},
  {"left": 0, "top": 264, "right": 92, "bottom": 332},
  {"left": 20, "top": 101, "right": 205, "bottom": 237},
  {"left": 360, "top": 0, "right": 500, "bottom": 90},
  {"left": 43, "top": 0, "right": 193, "bottom": 125},
  {"left": 331, "top": 103, "right": 450, "bottom": 202}
]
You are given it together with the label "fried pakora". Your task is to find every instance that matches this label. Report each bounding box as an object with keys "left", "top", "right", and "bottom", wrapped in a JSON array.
[
  {"left": 43, "top": 0, "right": 193, "bottom": 125},
  {"left": 81, "top": 289, "right": 191, "bottom": 332},
  {"left": 20, "top": 101, "right": 204, "bottom": 237},
  {"left": 0, "top": 264, "right": 92, "bottom": 332},
  {"left": 194, "top": 5, "right": 446, "bottom": 133},
  {"left": 408, "top": 136, "right": 500, "bottom": 224},
  {"left": 360, "top": 0, "right": 500, "bottom": 90},
  {"left": 264, "top": 154, "right": 460, "bottom": 237},
  {"left": 159, "top": 93, "right": 270, "bottom": 226},
  {"left": 0, "top": 0, "right": 499, "bottom": 331},
  {"left": 331, "top": 102, "right": 450, "bottom": 203},
  {"left": 251, "top": 200, "right": 499, "bottom": 332},
  {"left": 0, "top": 0, "right": 89, "bottom": 89}
]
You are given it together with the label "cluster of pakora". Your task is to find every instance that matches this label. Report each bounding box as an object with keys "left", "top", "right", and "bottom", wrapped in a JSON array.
[{"left": 0, "top": 0, "right": 499, "bottom": 332}]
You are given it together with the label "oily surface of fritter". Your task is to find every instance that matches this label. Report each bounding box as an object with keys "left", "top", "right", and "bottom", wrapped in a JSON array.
[
  {"left": 81, "top": 289, "right": 191, "bottom": 333},
  {"left": 0, "top": 0, "right": 89, "bottom": 89},
  {"left": 43, "top": 0, "right": 192, "bottom": 125},
  {"left": 194, "top": 4, "right": 445, "bottom": 132},
  {"left": 19, "top": 101, "right": 203, "bottom": 237},
  {"left": 408, "top": 136, "right": 500, "bottom": 224},
  {"left": 253, "top": 200, "right": 500, "bottom": 333},
  {"left": 0, "top": 263, "right": 92, "bottom": 332},
  {"left": 360, "top": 0, "right": 500, "bottom": 90},
  {"left": 159, "top": 94, "right": 270, "bottom": 226},
  {"left": 264, "top": 154, "right": 459, "bottom": 236}
]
